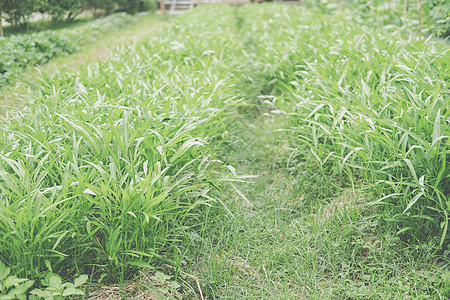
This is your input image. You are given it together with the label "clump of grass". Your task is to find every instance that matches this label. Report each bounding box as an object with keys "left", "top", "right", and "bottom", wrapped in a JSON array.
[
  {"left": 182, "top": 113, "right": 448, "bottom": 299},
  {"left": 238, "top": 3, "right": 449, "bottom": 247},
  {"left": 0, "top": 5, "right": 247, "bottom": 285}
]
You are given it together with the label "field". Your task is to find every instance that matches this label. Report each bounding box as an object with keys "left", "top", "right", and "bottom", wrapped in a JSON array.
[
  {"left": 0, "top": 13, "right": 140, "bottom": 87},
  {"left": 0, "top": 3, "right": 449, "bottom": 299}
]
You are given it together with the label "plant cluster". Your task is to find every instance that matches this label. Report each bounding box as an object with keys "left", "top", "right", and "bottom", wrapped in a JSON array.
[
  {"left": 0, "top": 13, "right": 136, "bottom": 87},
  {"left": 0, "top": 261, "right": 87, "bottom": 299},
  {"left": 425, "top": 0, "right": 450, "bottom": 37},
  {"left": 302, "top": 0, "right": 449, "bottom": 38},
  {"left": 0, "top": 4, "right": 246, "bottom": 288},
  {"left": 236, "top": 4, "right": 449, "bottom": 247},
  {"left": 0, "top": 3, "right": 448, "bottom": 297}
]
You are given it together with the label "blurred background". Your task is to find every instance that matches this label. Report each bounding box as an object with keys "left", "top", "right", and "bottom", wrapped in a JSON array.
[{"left": 0, "top": 0, "right": 448, "bottom": 38}]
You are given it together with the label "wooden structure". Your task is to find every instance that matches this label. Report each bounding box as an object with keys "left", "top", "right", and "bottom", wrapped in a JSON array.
[
  {"left": 159, "top": 0, "right": 296, "bottom": 14},
  {"left": 160, "top": 0, "right": 196, "bottom": 13}
]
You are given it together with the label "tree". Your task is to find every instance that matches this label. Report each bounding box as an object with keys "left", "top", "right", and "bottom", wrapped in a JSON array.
[
  {"left": 40, "top": 0, "right": 86, "bottom": 21},
  {"left": 86, "top": 0, "right": 118, "bottom": 15},
  {"left": 0, "top": 0, "right": 40, "bottom": 27},
  {"left": 0, "top": 2, "right": 4, "bottom": 37},
  {"left": 87, "top": 0, "right": 156, "bottom": 16}
]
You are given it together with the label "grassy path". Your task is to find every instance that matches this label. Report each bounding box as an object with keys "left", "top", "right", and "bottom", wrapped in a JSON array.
[
  {"left": 79, "top": 9, "right": 446, "bottom": 299},
  {"left": 171, "top": 7, "right": 449, "bottom": 298},
  {"left": 185, "top": 115, "right": 445, "bottom": 299},
  {"left": 203, "top": 114, "right": 312, "bottom": 299},
  {"left": 41, "top": 14, "right": 168, "bottom": 71},
  {"left": 164, "top": 101, "right": 448, "bottom": 299}
]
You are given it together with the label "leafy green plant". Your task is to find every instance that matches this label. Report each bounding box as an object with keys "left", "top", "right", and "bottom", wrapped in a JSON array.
[
  {"left": 424, "top": 0, "right": 450, "bottom": 37},
  {"left": 235, "top": 3, "right": 449, "bottom": 246},
  {"left": 30, "top": 273, "right": 87, "bottom": 299},
  {"left": 0, "top": 13, "right": 136, "bottom": 87},
  {"left": 0, "top": 262, "right": 34, "bottom": 300},
  {"left": 0, "top": 4, "right": 247, "bottom": 286},
  {"left": 0, "top": 261, "right": 88, "bottom": 299},
  {"left": 0, "top": 3, "right": 448, "bottom": 297}
]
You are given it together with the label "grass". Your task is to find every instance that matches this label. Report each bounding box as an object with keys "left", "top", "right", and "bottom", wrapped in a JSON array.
[
  {"left": 0, "top": 3, "right": 449, "bottom": 299},
  {"left": 0, "top": 5, "right": 247, "bottom": 292},
  {"left": 237, "top": 4, "right": 449, "bottom": 246},
  {"left": 178, "top": 113, "right": 448, "bottom": 299},
  {"left": 36, "top": 14, "right": 168, "bottom": 72},
  {"left": 0, "top": 13, "right": 168, "bottom": 111},
  {"left": 2, "top": 18, "right": 94, "bottom": 38},
  {"left": 0, "top": 13, "right": 139, "bottom": 88}
]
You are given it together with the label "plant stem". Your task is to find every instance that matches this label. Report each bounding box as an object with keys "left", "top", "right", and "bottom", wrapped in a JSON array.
[
  {"left": 418, "top": 0, "right": 422, "bottom": 39},
  {"left": 404, "top": 0, "right": 407, "bottom": 21}
]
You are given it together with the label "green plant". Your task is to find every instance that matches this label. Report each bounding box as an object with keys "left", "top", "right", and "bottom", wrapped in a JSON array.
[
  {"left": 1, "top": 3, "right": 448, "bottom": 298},
  {"left": 0, "top": 262, "right": 34, "bottom": 300},
  {"left": 30, "top": 273, "right": 87, "bottom": 299},
  {"left": 0, "top": 4, "right": 247, "bottom": 286},
  {"left": 0, "top": 13, "right": 136, "bottom": 87},
  {"left": 0, "top": 0, "right": 40, "bottom": 27},
  {"left": 235, "top": 3, "right": 449, "bottom": 246},
  {"left": 425, "top": 0, "right": 450, "bottom": 37}
]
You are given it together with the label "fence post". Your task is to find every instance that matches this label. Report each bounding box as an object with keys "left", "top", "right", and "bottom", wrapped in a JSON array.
[
  {"left": 418, "top": 0, "right": 422, "bottom": 39},
  {"left": 161, "top": 0, "right": 166, "bottom": 15},
  {"left": 403, "top": 0, "right": 407, "bottom": 20},
  {"left": 0, "top": 13, "right": 3, "bottom": 37}
]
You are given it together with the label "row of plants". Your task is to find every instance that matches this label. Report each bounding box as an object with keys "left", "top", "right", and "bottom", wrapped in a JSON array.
[
  {"left": 238, "top": 4, "right": 449, "bottom": 248},
  {"left": 0, "top": 5, "right": 248, "bottom": 297},
  {"left": 0, "top": 13, "right": 136, "bottom": 87},
  {"left": 302, "top": 0, "right": 449, "bottom": 38}
]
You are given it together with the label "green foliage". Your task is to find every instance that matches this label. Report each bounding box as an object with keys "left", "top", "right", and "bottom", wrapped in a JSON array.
[
  {"left": 141, "top": 0, "right": 157, "bottom": 13},
  {"left": 0, "top": 0, "right": 156, "bottom": 26},
  {"left": 0, "top": 32, "right": 78, "bottom": 86},
  {"left": 184, "top": 110, "right": 448, "bottom": 299},
  {"left": 0, "top": 4, "right": 245, "bottom": 285},
  {"left": 0, "top": 13, "right": 136, "bottom": 87},
  {"left": 0, "top": 261, "right": 87, "bottom": 299},
  {"left": 87, "top": 0, "right": 118, "bottom": 14},
  {"left": 0, "top": 3, "right": 448, "bottom": 297},
  {"left": 0, "top": 262, "right": 34, "bottom": 299},
  {"left": 425, "top": 0, "right": 450, "bottom": 37},
  {"left": 30, "top": 273, "right": 87, "bottom": 299},
  {"left": 236, "top": 4, "right": 449, "bottom": 246},
  {"left": 40, "top": 0, "right": 86, "bottom": 21},
  {"left": 299, "top": 0, "right": 450, "bottom": 38},
  {"left": 0, "top": 0, "right": 41, "bottom": 27}
]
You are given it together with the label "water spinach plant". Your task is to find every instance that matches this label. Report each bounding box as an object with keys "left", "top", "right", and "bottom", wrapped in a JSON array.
[
  {"left": 0, "top": 13, "right": 136, "bottom": 87},
  {"left": 0, "top": 3, "right": 448, "bottom": 298},
  {"left": 0, "top": 5, "right": 247, "bottom": 286},
  {"left": 233, "top": 4, "right": 449, "bottom": 248}
]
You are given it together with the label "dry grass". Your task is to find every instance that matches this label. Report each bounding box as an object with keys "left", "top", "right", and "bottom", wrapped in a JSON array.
[{"left": 313, "top": 189, "right": 362, "bottom": 224}]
